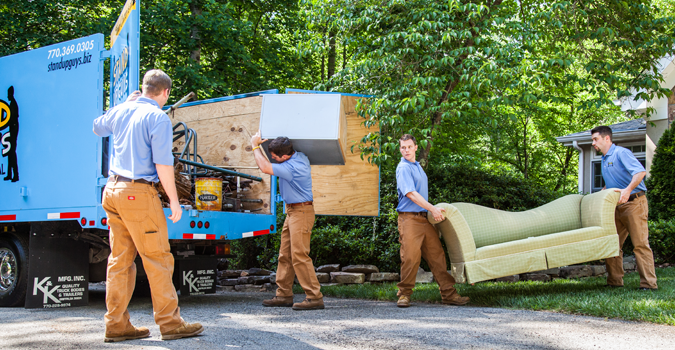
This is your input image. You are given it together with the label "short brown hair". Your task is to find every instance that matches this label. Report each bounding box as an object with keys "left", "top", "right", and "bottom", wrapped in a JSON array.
[
  {"left": 268, "top": 137, "right": 294, "bottom": 157},
  {"left": 399, "top": 134, "right": 417, "bottom": 145},
  {"left": 591, "top": 126, "right": 612, "bottom": 141},
  {"left": 142, "top": 69, "right": 172, "bottom": 97}
]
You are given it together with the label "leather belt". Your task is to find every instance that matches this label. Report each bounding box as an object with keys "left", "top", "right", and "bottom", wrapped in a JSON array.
[
  {"left": 287, "top": 201, "right": 313, "bottom": 207},
  {"left": 108, "top": 175, "right": 153, "bottom": 185},
  {"left": 628, "top": 191, "right": 645, "bottom": 202},
  {"left": 398, "top": 211, "right": 427, "bottom": 217}
]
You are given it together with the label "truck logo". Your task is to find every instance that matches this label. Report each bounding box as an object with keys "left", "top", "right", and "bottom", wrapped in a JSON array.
[
  {"left": 183, "top": 270, "right": 199, "bottom": 293},
  {"left": 0, "top": 86, "right": 19, "bottom": 182},
  {"left": 199, "top": 194, "right": 217, "bottom": 202},
  {"left": 33, "top": 277, "right": 61, "bottom": 304}
]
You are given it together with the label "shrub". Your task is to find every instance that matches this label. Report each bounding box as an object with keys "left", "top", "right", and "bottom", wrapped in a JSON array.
[
  {"left": 646, "top": 125, "right": 675, "bottom": 220},
  {"left": 648, "top": 219, "right": 675, "bottom": 263}
]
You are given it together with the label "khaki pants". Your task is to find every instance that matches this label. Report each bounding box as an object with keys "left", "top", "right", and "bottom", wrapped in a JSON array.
[
  {"left": 606, "top": 195, "right": 658, "bottom": 289},
  {"left": 102, "top": 181, "right": 183, "bottom": 335},
  {"left": 275, "top": 204, "right": 322, "bottom": 299},
  {"left": 397, "top": 212, "right": 459, "bottom": 300}
]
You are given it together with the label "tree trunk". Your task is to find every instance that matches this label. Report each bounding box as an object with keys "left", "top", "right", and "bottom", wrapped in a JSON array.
[
  {"left": 554, "top": 146, "right": 574, "bottom": 191},
  {"left": 327, "top": 28, "right": 337, "bottom": 79},
  {"left": 188, "top": 1, "right": 202, "bottom": 98}
]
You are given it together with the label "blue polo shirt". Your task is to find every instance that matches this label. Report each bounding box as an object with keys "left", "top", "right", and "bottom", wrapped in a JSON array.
[
  {"left": 396, "top": 157, "right": 428, "bottom": 212},
  {"left": 93, "top": 97, "right": 174, "bottom": 183},
  {"left": 272, "top": 152, "right": 313, "bottom": 204},
  {"left": 601, "top": 144, "right": 647, "bottom": 194}
]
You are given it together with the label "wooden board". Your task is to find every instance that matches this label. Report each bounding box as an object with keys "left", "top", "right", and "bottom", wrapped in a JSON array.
[
  {"left": 169, "top": 96, "right": 272, "bottom": 214},
  {"left": 290, "top": 92, "right": 380, "bottom": 216}
]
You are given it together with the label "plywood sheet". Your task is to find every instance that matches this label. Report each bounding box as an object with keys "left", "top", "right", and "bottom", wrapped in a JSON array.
[
  {"left": 170, "top": 97, "right": 271, "bottom": 214},
  {"left": 289, "top": 92, "right": 380, "bottom": 216}
]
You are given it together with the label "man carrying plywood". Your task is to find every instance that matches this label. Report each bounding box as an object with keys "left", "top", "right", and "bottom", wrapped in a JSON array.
[
  {"left": 395, "top": 134, "right": 470, "bottom": 308},
  {"left": 250, "top": 131, "right": 324, "bottom": 310}
]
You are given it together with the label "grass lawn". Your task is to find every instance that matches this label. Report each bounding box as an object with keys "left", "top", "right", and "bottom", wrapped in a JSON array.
[{"left": 294, "top": 267, "right": 675, "bottom": 325}]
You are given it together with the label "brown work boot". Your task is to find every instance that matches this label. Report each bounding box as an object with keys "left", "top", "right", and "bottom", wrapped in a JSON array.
[
  {"left": 160, "top": 320, "right": 204, "bottom": 340},
  {"left": 104, "top": 326, "right": 150, "bottom": 342},
  {"left": 262, "top": 296, "right": 294, "bottom": 307},
  {"left": 397, "top": 295, "right": 411, "bottom": 308},
  {"left": 292, "top": 298, "right": 325, "bottom": 310},
  {"left": 442, "top": 294, "right": 470, "bottom": 306}
]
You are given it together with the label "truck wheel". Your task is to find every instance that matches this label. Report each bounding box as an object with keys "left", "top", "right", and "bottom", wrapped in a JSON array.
[{"left": 0, "top": 233, "right": 29, "bottom": 307}]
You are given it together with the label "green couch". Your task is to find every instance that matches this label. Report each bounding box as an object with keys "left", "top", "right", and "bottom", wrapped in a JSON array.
[{"left": 428, "top": 190, "right": 620, "bottom": 283}]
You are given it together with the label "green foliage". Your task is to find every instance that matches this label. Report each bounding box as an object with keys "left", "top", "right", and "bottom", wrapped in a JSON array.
[
  {"left": 646, "top": 125, "right": 675, "bottom": 221},
  {"left": 648, "top": 219, "right": 675, "bottom": 264},
  {"left": 315, "top": 267, "right": 675, "bottom": 325},
  {"left": 231, "top": 156, "right": 564, "bottom": 270}
]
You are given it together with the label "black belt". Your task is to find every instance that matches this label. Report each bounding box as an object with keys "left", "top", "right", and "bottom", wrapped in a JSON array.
[
  {"left": 108, "top": 175, "right": 153, "bottom": 185},
  {"left": 398, "top": 211, "right": 427, "bottom": 217},
  {"left": 628, "top": 191, "right": 645, "bottom": 202},
  {"left": 287, "top": 201, "right": 313, "bottom": 207}
]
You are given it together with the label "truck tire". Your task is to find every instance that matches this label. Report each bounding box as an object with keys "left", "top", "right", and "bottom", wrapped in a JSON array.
[{"left": 0, "top": 233, "right": 29, "bottom": 307}]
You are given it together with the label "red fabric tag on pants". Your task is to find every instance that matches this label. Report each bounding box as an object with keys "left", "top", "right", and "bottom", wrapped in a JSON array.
[{"left": 128, "top": 196, "right": 135, "bottom": 200}]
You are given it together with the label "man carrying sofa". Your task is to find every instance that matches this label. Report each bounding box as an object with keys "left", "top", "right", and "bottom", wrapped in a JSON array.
[
  {"left": 395, "top": 134, "right": 470, "bottom": 307},
  {"left": 591, "top": 126, "right": 657, "bottom": 291}
]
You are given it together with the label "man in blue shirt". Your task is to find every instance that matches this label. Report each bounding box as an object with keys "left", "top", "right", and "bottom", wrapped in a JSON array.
[
  {"left": 251, "top": 131, "right": 324, "bottom": 310},
  {"left": 93, "top": 69, "right": 204, "bottom": 341},
  {"left": 591, "top": 125, "right": 657, "bottom": 290},
  {"left": 395, "top": 134, "right": 469, "bottom": 307}
]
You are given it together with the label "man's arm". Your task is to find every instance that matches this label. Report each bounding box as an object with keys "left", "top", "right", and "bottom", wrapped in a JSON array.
[
  {"left": 615, "top": 171, "right": 646, "bottom": 204},
  {"left": 405, "top": 191, "right": 446, "bottom": 222},
  {"left": 157, "top": 164, "right": 182, "bottom": 223},
  {"left": 251, "top": 130, "right": 273, "bottom": 175}
]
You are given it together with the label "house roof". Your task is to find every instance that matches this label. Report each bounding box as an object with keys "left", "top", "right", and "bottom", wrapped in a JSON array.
[{"left": 556, "top": 118, "right": 646, "bottom": 146}]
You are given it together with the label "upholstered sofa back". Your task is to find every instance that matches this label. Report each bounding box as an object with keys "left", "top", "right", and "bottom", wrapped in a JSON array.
[{"left": 452, "top": 195, "right": 583, "bottom": 248}]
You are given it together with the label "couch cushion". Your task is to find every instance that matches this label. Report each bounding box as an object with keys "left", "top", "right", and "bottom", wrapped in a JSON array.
[
  {"left": 475, "top": 226, "right": 605, "bottom": 260},
  {"left": 454, "top": 194, "right": 583, "bottom": 248}
]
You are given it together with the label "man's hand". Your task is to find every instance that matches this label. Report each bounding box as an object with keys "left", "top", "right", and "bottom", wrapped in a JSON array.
[
  {"left": 615, "top": 188, "right": 631, "bottom": 204},
  {"left": 126, "top": 90, "right": 141, "bottom": 102},
  {"left": 168, "top": 200, "right": 182, "bottom": 223},
  {"left": 251, "top": 129, "right": 268, "bottom": 148},
  {"left": 429, "top": 206, "right": 446, "bottom": 222}
]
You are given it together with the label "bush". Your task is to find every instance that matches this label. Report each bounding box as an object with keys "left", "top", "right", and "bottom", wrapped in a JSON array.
[
  {"left": 230, "top": 156, "right": 567, "bottom": 271},
  {"left": 618, "top": 218, "right": 675, "bottom": 264},
  {"left": 646, "top": 125, "right": 675, "bottom": 220}
]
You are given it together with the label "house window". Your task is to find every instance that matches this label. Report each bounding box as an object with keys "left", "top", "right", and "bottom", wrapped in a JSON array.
[{"left": 591, "top": 158, "right": 646, "bottom": 193}]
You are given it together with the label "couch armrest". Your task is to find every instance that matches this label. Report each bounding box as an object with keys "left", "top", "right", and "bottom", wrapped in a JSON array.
[
  {"left": 580, "top": 189, "right": 620, "bottom": 235},
  {"left": 428, "top": 203, "right": 477, "bottom": 263}
]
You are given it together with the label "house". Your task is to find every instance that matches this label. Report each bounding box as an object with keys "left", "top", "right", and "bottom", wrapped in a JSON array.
[
  {"left": 556, "top": 119, "right": 647, "bottom": 194},
  {"left": 557, "top": 55, "right": 674, "bottom": 194}
]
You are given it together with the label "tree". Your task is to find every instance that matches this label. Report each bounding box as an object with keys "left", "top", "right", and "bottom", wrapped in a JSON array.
[
  {"left": 312, "top": 0, "right": 675, "bottom": 174},
  {"left": 646, "top": 125, "right": 675, "bottom": 220}
]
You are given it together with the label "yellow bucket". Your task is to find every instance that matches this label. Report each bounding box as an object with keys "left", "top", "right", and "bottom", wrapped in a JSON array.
[{"left": 195, "top": 177, "right": 222, "bottom": 211}]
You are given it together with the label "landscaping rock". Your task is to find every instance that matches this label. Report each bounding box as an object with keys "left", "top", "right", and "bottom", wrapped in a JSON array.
[
  {"left": 320, "top": 283, "right": 343, "bottom": 287},
  {"left": 539, "top": 268, "right": 560, "bottom": 277},
  {"left": 235, "top": 284, "right": 263, "bottom": 292},
  {"left": 341, "top": 265, "right": 379, "bottom": 274},
  {"left": 623, "top": 257, "right": 637, "bottom": 271},
  {"left": 240, "top": 271, "right": 250, "bottom": 277},
  {"left": 589, "top": 265, "right": 606, "bottom": 276},
  {"left": 494, "top": 275, "right": 519, "bottom": 282},
  {"left": 415, "top": 267, "right": 434, "bottom": 283},
  {"left": 219, "top": 270, "right": 243, "bottom": 278},
  {"left": 330, "top": 272, "right": 366, "bottom": 284},
  {"left": 270, "top": 273, "right": 276, "bottom": 284},
  {"left": 252, "top": 276, "right": 271, "bottom": 285},
  {"left": 316, "top": 272, "right": 330, "bottom": 283},
  {"left": 317, "top": 264, "right": 341, "bottom": 273},
  {"left": 248, "top": 268, "right": 273, "bottom": 276},
  {"left": 261, "top": 283, "right": 277, "bottom": 292},
  {"left": 520, "top": 273, "right": 551, "bottom": 282},
  {"left": 368, "top": 272, "right": 400, "bottom": 282},
  {"left": 217, "top": 285, "right": 235, "bottom": 291},
  {"left": 219, "top": 278, "right": 238, "bottom": 286},
  {"left": 238, "top": 276, "right": 255, "bottom": 284},
  {"left": 559, "top": 265, "right": 592, "bottom": 279}
]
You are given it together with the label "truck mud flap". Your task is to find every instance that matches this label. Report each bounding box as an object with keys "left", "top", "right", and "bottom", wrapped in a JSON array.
[
  {"left": 26, "top": 233, "right": 89, "bottom": 309},
  {"left": 173, "top": 257, "right": 217, "bottom": 296}
]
